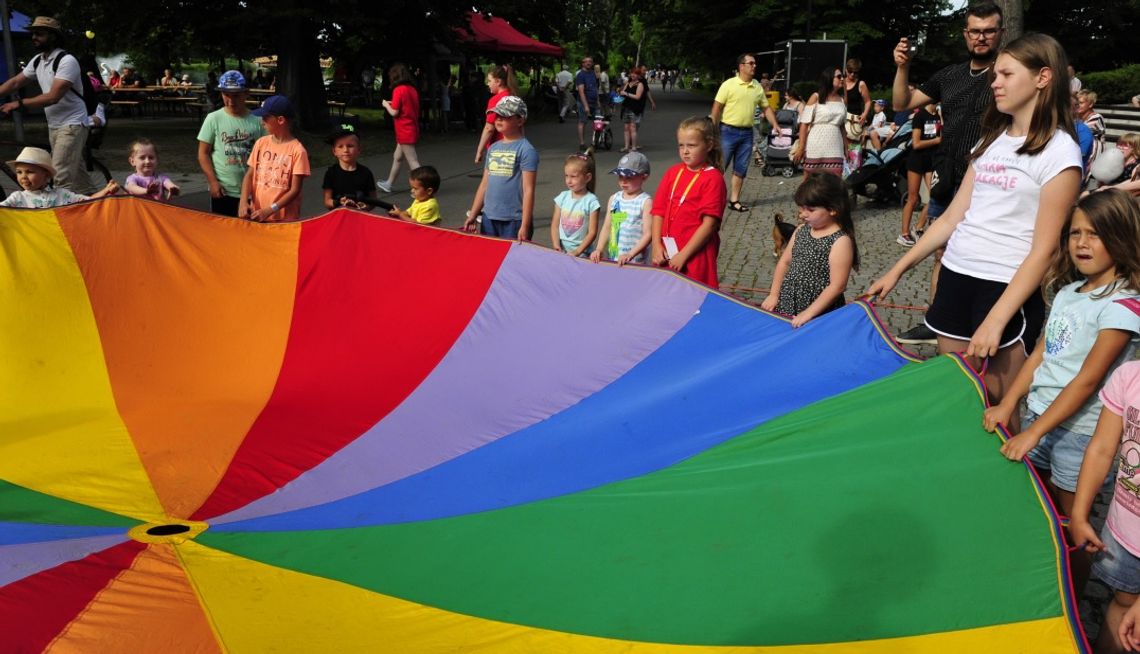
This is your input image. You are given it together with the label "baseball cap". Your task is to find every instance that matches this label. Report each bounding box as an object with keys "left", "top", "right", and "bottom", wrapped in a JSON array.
[
  {"left": 252, "top": 95, "right": 295, "bottom": 119},
  {"left": 487, "top": 95, "right": 527, "bottom": 119},
  {"left": 874, "top": 98, "right": 886, "bottom": 106},
  {"left": 609, "top": 151, "right": 650, "bottom": 177},
  {"left": 217, "top": 70, "right": 247, "bottom": 92},
  {"left": 325, "top": 123, "right": 359, "bottom": 144}
]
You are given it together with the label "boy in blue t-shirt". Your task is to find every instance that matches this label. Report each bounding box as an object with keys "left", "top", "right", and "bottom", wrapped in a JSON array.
[{"left": 464, "top": 96, "right": 539, "bottom": 240}]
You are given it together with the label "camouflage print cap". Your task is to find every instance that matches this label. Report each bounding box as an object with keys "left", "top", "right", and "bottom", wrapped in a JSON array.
[{"left": 486, "top": 95, "right": 528, "bottom": 119}]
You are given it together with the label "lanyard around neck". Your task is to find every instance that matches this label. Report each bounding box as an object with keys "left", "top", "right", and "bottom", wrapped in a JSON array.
[{"left": 665, "top": 167, "right": 705, "bottom": 234}]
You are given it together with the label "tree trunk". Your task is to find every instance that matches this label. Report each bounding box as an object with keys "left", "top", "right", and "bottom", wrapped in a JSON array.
[
  {"left": 276, "top": 12, "right": 328, "bottom": 131},
  {"left": 995, "top": 0, "right": 1023, "bottom": 41}
]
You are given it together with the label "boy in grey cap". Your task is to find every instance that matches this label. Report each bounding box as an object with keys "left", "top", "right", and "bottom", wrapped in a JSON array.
[
  {"left": 591, "top": 151, "right": 653, "bottom": 265},
  {"left": 464, "top": 96, "right": 539, "bottom": 240}
]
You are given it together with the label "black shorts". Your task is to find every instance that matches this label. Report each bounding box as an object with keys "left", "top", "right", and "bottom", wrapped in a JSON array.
[
  {"left": 924, "top": 266, "right": 1046, "bottom": 352},
  {"left": 907, "top": 149, "right": 933, "bottom": 174},
  {"left": 211, "top": 195, "right": 240, "bottom": 217}
]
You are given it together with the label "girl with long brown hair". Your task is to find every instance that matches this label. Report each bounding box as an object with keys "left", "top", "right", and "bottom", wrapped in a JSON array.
[{"left": 869, "top": 33, "right": 1083, "bottom": 403}]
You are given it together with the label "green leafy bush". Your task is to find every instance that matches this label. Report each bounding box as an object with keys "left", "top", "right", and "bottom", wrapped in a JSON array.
[{"left": 1082, "top": 65, "right": 1140, "bottom": 104}]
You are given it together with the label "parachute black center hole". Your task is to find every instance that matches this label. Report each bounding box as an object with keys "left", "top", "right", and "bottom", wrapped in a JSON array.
[{"left": 146, "top": 524, "right": 191, "bottom": 536}]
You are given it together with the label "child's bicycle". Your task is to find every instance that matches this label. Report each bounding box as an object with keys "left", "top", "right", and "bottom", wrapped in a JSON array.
[
  {"left": 590, "top": 113, "right": 613, "bottom": 151},
  {"left": 84, "top": 125, "right": 112, "bottom": 185}
]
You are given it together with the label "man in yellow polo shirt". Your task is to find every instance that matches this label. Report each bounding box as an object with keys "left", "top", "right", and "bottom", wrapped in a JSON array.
[{"left": 711, "top": 53, "right": 779, "bottom": 212}]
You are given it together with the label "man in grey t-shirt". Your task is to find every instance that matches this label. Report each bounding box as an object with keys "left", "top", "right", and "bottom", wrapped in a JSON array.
[{"left": 0, "top": 16, "right": 93, "bottom": 193}]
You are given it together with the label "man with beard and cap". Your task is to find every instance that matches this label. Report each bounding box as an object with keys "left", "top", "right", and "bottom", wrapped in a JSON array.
[
  {"left": 888, "top": 2, "right": 1004, "bottom": 344},
  {"left": 0, "top": 16, "right": 93, "bottom": 193}
]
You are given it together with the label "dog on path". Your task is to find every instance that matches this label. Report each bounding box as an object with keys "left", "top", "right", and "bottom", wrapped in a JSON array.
[{"left": 772, "top": 212, "right": 797, "bottom": 257}]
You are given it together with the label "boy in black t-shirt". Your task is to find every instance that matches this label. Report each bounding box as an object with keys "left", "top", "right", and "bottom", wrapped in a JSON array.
[{"left": 322, "top": 126, "right": 378, "bottom": 210}]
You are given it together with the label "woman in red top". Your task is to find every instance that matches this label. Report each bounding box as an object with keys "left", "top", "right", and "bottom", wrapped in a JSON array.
[
  {"left": 473, "top": 64, "right": 518, "bottom": 164},
  {"left": 651, "top": 116, "right": 727, "bottom": 288},
  {"left": 378, "top": 63, "right": 421, "bottom": 193}
]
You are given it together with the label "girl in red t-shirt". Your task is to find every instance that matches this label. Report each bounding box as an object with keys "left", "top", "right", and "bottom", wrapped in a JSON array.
[
  {"left": 474, "top": 64, "right": 518, "bottom": 164},
  {"left": 651, "top": 116, "right": 727, "bottom": 288},
  {"left": 378, "top": 63, "right": 421, "bottom": 193}
]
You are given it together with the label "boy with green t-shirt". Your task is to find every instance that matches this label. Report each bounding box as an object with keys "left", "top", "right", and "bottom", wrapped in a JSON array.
[{"left": 197, "top": 70, "right": 265, "bottom": 217}]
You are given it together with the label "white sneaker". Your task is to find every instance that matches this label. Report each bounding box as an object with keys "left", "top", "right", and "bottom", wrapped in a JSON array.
[
  {"left": 376, "top": 180, "right": 393, "bottom": 193},
  {"left": 896, "top": 233, "right": 916, "bottom": 247}
]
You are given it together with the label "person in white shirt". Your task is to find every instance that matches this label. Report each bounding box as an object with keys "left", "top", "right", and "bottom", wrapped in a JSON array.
[
  {"left": 0, "top": 16, "right": 93, "bottom": 193},
  {"left": 555, "top": 65, "right": 574, "bottom": 122}
]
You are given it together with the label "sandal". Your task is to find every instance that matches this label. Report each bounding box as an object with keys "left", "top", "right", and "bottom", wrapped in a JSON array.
[{"left": 728, "top": 200, "right": 750, "bottom": 212}]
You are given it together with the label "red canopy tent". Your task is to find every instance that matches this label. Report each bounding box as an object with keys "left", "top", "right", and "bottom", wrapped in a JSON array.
[{"left": 457, "top": 12, "right": 564, "bottom": 58}]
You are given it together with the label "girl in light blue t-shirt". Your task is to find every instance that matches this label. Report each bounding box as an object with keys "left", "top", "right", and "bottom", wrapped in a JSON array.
[
  {"left": 984, "top": 190, "right": 1140, "bottom": 520},
  {"left": 550, "top": 153, "right": 600, "bottom": 256}
]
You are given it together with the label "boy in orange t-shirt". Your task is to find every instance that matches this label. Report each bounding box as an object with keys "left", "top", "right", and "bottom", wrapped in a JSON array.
[{"left": 239, "top": 95, "right": 310, "bottom": 222}]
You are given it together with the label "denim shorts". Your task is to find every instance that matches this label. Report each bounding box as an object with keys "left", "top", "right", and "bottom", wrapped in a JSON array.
[
  {"left": 1023, "top": 409, "right": 1094, "bottom": 492},
  {"left": 577, "top": 101, "right": 598, "bottom": 123},
  {"left": 719, "top": 124, "right": 754, "bottom": 177},
  {"left": 925, "top": 198, "right": 946, "bottom": 225},
  {"left": 1093, "top": 525, "right": 1140, "bottom": 594},
  {"left": 481, "top": 218, "right": 521, "bottom": 239}
]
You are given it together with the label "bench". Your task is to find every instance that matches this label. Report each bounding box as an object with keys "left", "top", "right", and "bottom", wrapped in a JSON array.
[
  {"left": 110, "top": 100, "right": 141, "bottom": 117},
  {"left": 327, "top": 101, "right": 347, "bottom": 117},
  {"left": 186, "top": 101, "right": 210, "bottom": 121},
  {"left": 1100, "top": 105, "right": 1140, "bottom": 142}
]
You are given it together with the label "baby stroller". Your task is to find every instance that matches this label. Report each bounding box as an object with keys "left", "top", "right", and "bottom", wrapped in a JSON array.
[
  {"left": 846, "top": 119, "right": 913, "bottom": 205},
  {"left": 758, "top": 108, "right": 800, "bottom": 178}
]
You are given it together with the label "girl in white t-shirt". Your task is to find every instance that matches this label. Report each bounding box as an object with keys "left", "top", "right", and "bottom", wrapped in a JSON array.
[{"left": 869, "top": 33, "right": 1082, "bottom": 403}]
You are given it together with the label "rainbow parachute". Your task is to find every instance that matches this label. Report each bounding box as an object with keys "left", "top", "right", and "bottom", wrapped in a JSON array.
[{"left": 1, "top": 201, "right": 1087, "bottom": 652}]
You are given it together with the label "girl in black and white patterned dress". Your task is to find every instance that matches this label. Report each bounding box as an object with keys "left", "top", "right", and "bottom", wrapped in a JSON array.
[{"left": 762, "top": 173, "right": 859, "bottom": 327}]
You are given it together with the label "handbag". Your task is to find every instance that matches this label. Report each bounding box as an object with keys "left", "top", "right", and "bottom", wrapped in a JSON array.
[{"left": 791, "top": 102, "right": 817, "bottom": 160}]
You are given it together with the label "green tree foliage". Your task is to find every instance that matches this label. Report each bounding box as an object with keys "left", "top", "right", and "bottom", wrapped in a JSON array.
[
  {"left": 1024, "top": 0, "right": 1140, "bottom": 72},
  {"left": 635, "top": 0, "right": 958, "bottom": 88}
]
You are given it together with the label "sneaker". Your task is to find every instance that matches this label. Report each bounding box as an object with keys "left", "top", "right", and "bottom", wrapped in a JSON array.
[
  {"left": 896, "top": 233, "right": 916, "bottom": 247},
  {"left": 897, "top": 323, "right": 937, "bottom": 345},
  {"left": 376, "top": 180, "right": 392, "bottom": 193}
]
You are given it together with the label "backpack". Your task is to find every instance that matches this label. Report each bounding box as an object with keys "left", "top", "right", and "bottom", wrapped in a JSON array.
[{"left": 30, "top": 50, "right": 99, "bottom": 116}]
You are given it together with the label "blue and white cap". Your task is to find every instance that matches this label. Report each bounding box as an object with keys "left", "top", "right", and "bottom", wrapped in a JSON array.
[{"left": 217, "top": 70, "right": 247, "bottom": 92}]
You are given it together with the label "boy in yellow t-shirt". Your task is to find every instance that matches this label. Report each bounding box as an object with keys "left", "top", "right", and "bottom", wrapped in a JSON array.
[{"left": 390, "top": 165, "right": 441, "bottom": 225}]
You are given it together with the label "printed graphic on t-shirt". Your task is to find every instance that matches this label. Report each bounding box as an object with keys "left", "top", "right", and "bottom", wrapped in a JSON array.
[
  {"left": 974, "top": 154, "right": 1022, "bottom": 191},
  {"left": 221, "top": 129, "right": 255, "bottom": 167},
  {"left": 1044, "top": 309, "right": 1076, "bottom": 356},
  {"left": 1117, "top": 405, "right": 1140, "bottom": 505},
  {"left": 257, "top": 148, "right": 299, "bottom": 190},
  {"left": 487, "top": 150, "right": 517, "bottom": 177},
  {"left": 560, "top": 207, "right": 586, "bottom": 236}
]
